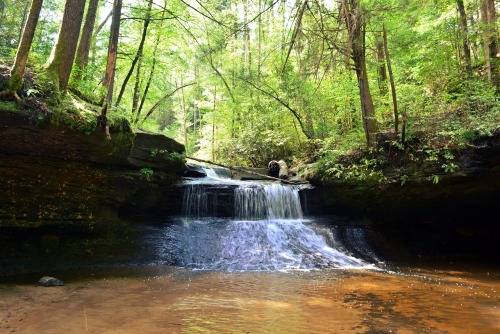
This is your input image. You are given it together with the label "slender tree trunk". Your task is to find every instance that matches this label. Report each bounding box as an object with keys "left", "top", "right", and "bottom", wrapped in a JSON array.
[
  {"left": 131, "top": 55, "right": 142, "bottom": 115},
  {"left": 193, "top": 65, "right": 200, "bottom": 136},
  {"left": 345, "top": 0, "right": 378, "bottom": 147},
  {"left": 480, "top": 0, "right": 500, "bottom": 92},
  {"left": 486, "top": 0, "right": 499, "bottom": 92},
  {"left": 102, "top": 0, "right": 122, "bottom": 106},
  {"left": 74, "top": 0, "right": 99, "bottom": 80},
  {"left": 94, "top": 10, "right": 112, "bottom": 37},
  {"left": 135, "top": 35, "right": 160, "bottom": 124},
  {"left": 180, "top": 77, "right": 188, "bottom": 151},
  {"left": 116, "top": 0, "right": 153, "bottom": 106},
  {"left": 383, "top": 24, "right": 398, "bottom": 136},
  {"left": 245, "top": 0, "right": 251, "bottom": 77},
  {"left": 375, "top": 36, "right": 387, "bottom": 96},
  {"left": 212, "top": 86, "right": 217, "bottom": 162},
  {"left": 257, "top": 0, "right": 262, "bottom": 81},
  {"left": 243, "top": 0, "right": 248, "bottom": 76},
  {"left": 401, "top": 107, "right": 407, "bottom": 148},
  {"left": 43, "top": 0, "right": 86, "bottom": 92},
  {"left": 18, "top": 1, "right": 31, "bottom": 46},
  {"left": 282, "top": 0, "right": 307, "bottom": 75},
  {"left": 101, "top": 0, "right": 122, "bottom": 139},
  {"left": 469, "top": 7, "right": 480, "bottom": 61},
  {"left": 456, "top": 0, "right": 472, "bottom": 77},
  {"left": 8, "top": 0, "right": 44, "bottom": 99}
]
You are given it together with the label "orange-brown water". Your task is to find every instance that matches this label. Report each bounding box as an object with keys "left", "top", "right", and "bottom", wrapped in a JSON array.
[{"left": 1, "top": 266, "right": 498, "bottom": 333}]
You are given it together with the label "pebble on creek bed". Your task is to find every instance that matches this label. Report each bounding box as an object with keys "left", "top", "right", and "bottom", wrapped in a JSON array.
[{"left": 38, "top": 276, "right": 64, "bottom": 287}]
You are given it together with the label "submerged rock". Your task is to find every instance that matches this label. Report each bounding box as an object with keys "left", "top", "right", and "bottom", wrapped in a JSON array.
[{"left": 38, "top": 276, "right": 64, "bottom": 287}]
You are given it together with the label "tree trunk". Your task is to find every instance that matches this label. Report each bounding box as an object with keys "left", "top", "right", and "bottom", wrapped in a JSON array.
[
  {"left": 469, "top": 9, "right": 480, "bottom": 61},
  {"left": 375, "top": 36, "right": 387, "bottom": 96},
  {"left": 43, "top": 0, "right": 86, "bottom": 92},
  {"left": 131, "top": 55, "right": 142, "bottom": 115},
  {"left": 116, "top": 0, "right": 153, "bottom": 107},
  {"left": 101, "top": 0, "right": 122, "bottom": 139},
  {"left": 243, "top": 0, "right": 251, "bottom": 77},
  {"left": 8, "top": 0, "right": 44, "bottom": 98},
  {"left": 102, "top": 0, "right": 122, "bottom": 106},
  {"left": 345, "top": 0, "right": 378, "bottom": 147},
  {"left": 485, "top": 0, "right": 499, "bottom": 92},
  {"left": 18, "top": 1, "right": 31, "bottom": 47},
  {"left": 456, "top": 0, "right": 472, "bottom": 77},
  {"left": 94, "top": 10, "right": 112, "bottom": 37},
  {"left": 135, "top": 33, "right": 160, "bottom": 124},
  {"left": 480, "top": 0, "right": 500, "bottom": 92},
  {"left": 74, "top": 0, "right": 99, "bottom": 80},
  {"left": 180, "top": 77, "right": 188, "bottom": 151},
  {"left": 257, "top": 0, "right": 262, "bottom": 81},
  {"left": 383, "top": 24, "right": 398, "bottom": 136},
  {"left": 212, "top": 86, "right": 217, "bottom": 162}
]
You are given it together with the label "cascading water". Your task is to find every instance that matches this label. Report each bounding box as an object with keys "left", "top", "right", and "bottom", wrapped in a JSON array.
[
  {"left": 153, "top": 166, "right": 377, "bottom": 271},
  {"left": 234, "top": 183, "right": 303, "bottom": 220}
]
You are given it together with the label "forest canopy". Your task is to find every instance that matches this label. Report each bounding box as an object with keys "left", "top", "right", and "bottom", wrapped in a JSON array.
[{"left": 0, "top": 0, "right": 499, "bottom": 176}]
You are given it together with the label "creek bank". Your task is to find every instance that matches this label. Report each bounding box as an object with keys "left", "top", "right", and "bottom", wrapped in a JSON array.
[
  {"left": 0, "top": 107, "right": 185, "bottom": 233},
  {"left": 0, "top": 106, "right": 189, "bottom": 275},
  {"left": 300, "top": 131, "right": 500, "bottom": 263}
]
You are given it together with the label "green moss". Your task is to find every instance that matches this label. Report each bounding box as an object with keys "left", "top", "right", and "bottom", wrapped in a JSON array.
[
  {"left": 0, "top": 100, "right": 19, "bottom": 113},
  {"left": 8, "top": 73, "right": 23, "bottom": 92}
]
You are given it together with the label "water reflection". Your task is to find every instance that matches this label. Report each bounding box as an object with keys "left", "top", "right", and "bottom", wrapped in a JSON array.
[{"left": 1, "top": 267, "right": 498, "bottom": 333}]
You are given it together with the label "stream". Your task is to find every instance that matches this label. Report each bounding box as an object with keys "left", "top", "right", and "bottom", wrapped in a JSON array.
[{"left": 0, "top": 167, "right": 498, "bottom": 333}]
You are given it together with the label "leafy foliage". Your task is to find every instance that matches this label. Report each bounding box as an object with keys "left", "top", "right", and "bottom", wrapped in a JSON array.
[{"left": 0, "top": 0, "right": 499, "bottom": 181}]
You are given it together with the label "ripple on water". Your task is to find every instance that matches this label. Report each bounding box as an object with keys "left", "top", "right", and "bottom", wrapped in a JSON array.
[{"left": 1, "top": 266, "right": 498, "bottom": 333}]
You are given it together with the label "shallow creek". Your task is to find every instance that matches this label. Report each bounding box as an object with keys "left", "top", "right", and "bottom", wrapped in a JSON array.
[{"left": 0, "top": 265, "right": 498, "bottom": 333}]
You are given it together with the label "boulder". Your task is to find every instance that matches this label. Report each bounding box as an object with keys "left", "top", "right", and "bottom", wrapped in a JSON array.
[
  {"left": 38, "top": 276, "right": 64, "bottom": 287},
  {"left": 268, "top": 160, "right": 289, "bottom": 179}
]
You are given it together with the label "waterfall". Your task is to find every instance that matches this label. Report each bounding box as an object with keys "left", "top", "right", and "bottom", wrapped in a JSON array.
[
  {"left": 234, "top": 183, "right": 303, "bottom": 220},
  {"left": 182, "top": 184, "right": 219, "bottom": 217},
  {"left": 161, "top": 165, "right": 375, "bottom": 271}
]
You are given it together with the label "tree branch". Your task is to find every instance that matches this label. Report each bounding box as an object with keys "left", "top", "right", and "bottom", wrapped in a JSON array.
[
  {"left": 142, "top": 82, "right": 196, "bottom": 122},
  {"left": 240, "top": 78, "right": 312, "bottom": 139}
]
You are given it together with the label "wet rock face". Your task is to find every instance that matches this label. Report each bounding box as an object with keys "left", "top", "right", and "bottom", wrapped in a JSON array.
[
  {"left": 0, "top": 110, "right": 186, "bottom": 229},
  {"left": 299, "top": 132, "right": 500, "bottom": 263}
]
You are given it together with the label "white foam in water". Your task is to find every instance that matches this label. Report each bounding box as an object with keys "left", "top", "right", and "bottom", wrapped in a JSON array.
[
  {"left": 204, "top": 167, "right": 219, "bottom": 178},
  {"left": 170, "top": 165, "right": 374, "bottom": 271},
  {"left": 207, "top": 219, "right": 366, "bottom": 271}
]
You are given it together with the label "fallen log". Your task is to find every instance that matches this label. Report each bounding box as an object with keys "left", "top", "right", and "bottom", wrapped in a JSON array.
[{"left": 185, "top": 156, "right": 304, "bottom": 185}]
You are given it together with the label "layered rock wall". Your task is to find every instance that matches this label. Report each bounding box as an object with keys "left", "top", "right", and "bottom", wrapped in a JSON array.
[{"left": 0, "top": 109, "right": 185, "bottom": 230}]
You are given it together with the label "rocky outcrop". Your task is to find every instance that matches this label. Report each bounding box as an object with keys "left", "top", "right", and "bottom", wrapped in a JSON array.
[
  {"left": 0, "top": 108, "right": 186, "bottom": 230},
  {"left": 300, "top": 131, "right": 500, "bottom": 262}
]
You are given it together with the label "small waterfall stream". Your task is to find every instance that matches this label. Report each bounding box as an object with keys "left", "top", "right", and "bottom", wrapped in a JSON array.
[
  {"left": 153, "top": 166, "right": 377, "bottom": 271},
  {"left": 235, "top": 183, "right": 303, "bottom": 220}
]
